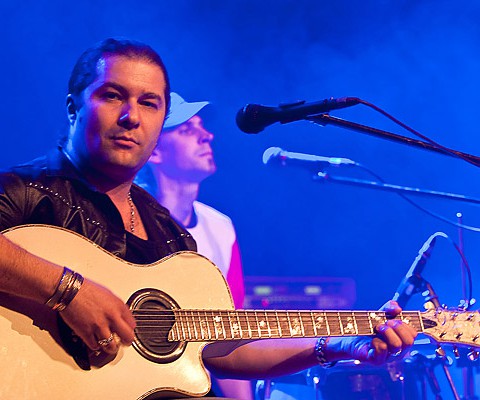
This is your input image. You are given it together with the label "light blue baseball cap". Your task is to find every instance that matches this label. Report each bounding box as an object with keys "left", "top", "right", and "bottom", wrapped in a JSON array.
[{"left": 164, "top": 92, "right": 209, "bottom": 129}]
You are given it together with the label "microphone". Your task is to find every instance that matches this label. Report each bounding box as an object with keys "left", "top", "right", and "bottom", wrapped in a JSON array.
[
  {"left": 236, "top": 97, "right": 360, "bottom": 133},
  {"left": 262, "top": 147, "right": 357, "bottom": 169},
  {"left": 392, "top": 232, "right": 442, "bottom": 308}
]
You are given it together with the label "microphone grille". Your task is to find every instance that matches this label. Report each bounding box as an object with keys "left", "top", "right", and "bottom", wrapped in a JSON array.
[
  {"left": 236, "top": 104, "right": 267, "bottom": 134},
  {"left": 262, "top": 147, "right": 283, "bottom": 164}
]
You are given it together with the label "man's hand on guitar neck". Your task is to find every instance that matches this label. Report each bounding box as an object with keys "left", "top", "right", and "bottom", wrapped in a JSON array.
[
  {"left": 204, "top": 300, "right": 417, "bottom": 380},
  {"left": 60, "top": 279, "right": 136, "bottom": 355},
  {"left": 323, "top": 300, "right": 417, "bottom": 365}
]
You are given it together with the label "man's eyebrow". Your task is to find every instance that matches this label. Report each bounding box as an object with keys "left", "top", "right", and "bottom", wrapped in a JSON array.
[
  {"left": 141, "top": 92, "right": 163, "bottom": 103},
  {"left": 98, "top": 82, "right": 125, "bottom": 92},
  {"left": 98, "top": 82, "right": 163, "bottom": 102}
]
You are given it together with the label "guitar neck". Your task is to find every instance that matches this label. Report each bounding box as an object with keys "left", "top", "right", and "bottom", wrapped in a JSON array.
[{"left": 166, "top": 309, "right": 424, "bottom": 342}]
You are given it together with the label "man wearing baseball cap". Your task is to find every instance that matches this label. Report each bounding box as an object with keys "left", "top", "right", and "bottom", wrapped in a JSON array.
[{"left": 136, "top": 93, "right": 251, "bottom": 399}]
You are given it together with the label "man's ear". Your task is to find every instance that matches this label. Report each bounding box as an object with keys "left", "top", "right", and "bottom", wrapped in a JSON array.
[
  {"left": 66, "top": 95, "right": 77, "bottom": 125},
  {"left": 149, "top": 147, "right": 162, "bottom": 164}
]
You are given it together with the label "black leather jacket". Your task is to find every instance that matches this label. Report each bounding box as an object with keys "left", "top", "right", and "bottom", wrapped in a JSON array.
[{"left": 0, "top": 148, "right": 196, "bottom": 259}]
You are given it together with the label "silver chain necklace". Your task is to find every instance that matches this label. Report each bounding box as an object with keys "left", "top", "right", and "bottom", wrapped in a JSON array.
[{"left": 127, "top": 191, "right": 135, "bottom": 233}]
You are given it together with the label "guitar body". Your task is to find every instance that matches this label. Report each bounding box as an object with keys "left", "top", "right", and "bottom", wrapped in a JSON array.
[
  {"left": 1, "top": 226, "right": 475, "bottom": 399},
  {"left": 0, "top": 225, "right": 235, "bottom": 399}
]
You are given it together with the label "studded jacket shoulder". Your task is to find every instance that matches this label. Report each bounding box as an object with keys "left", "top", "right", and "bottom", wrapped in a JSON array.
[{"left": 0, "top": 148, "right": 196, "bottom": 260}]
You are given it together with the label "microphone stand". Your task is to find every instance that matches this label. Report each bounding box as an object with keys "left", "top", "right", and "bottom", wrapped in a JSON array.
[
  {"left": 422, "top": 280, "right": 462, "bottom": 400},
  {"left": 313, "top": 173, "right": 480, "bottom": 206},
  {"left": 305, "top": 113, "right": 473, "bottom": 398},
  {"left": 308, "top": 114, "right": 480, "bottom": 166},
  {"left": 408, "top": 352, "right": 450, "bottom": 400},
  {"left": 304, "top": 116, "right": 480, "bottom": 205},
  {"left": 456, "top": 214, "right": 479, "bottom": 400},
  {"left": 395, "top": 274, "right": 461, "bottom": 399}
]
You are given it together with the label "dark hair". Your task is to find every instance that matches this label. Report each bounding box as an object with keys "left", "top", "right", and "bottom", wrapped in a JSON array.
[{"left": 68, "top": 37, "right": 170, "bottom": 110}]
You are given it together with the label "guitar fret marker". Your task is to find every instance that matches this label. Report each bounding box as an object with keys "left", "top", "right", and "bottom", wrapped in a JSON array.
[
  {"left": 290, "top": 317, "right": 302, "bottom": 336},
  {"left": 343, "top": 317, "right": 355, "bottom": 335},
  {"left": 352, "top": 312, "right": 359, "bottom": 335},
  {"left": 213, "top": 314, "right": 223, "bottom": 339},
  {"left": 229, "top": 312, "right": 240, "bottom": 338},
  {"left": 199, "top": 314, "right": 209, "bottom": 340},
  {"left": 312, "top": 314, "right": 321, "bottom": 335}
]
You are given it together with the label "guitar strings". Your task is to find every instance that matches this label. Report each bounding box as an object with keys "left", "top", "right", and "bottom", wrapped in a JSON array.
[{"left": 129, "top": 310, "right": 425, "bottom": 339}]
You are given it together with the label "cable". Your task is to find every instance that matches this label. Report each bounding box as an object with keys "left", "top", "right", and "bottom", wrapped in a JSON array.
[
  {"left": 357, "top": 98, "right": 480, "bottom": 168},
  {"left": 353, "top": 162, "right": 480, "bottom": 233},
  {"left": 431, "top": 232, "right": 473, "bottom": 309}
]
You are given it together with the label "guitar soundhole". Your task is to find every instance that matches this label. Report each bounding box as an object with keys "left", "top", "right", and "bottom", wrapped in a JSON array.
[{"left": 127, "top": 289, "right": 186, "bottom": 364}]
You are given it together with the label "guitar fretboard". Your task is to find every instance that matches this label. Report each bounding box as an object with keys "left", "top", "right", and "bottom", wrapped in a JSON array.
[{"left": 163, "top": 310, "right": 423, "bottom": 342}]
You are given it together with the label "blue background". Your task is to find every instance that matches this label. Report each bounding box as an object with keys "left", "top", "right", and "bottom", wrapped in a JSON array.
[{"left": 2, "top": 1, "right": 480, "bottom": 393}]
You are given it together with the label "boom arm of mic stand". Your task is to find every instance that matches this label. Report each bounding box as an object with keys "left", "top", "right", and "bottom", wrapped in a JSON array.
[
  {"left": 314, "top": 173, "right": 480, "bottom": 205},
  {"left": 308, "top": 114, "right": 480, "bottom": 167}
]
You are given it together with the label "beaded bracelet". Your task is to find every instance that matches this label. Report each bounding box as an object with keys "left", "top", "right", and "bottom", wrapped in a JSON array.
[
  {"left": 314, "top": 337, "right": 337, "bottom": 368},
  {"left": 45, "top": 267, "right": 84, "bottom": 311}
]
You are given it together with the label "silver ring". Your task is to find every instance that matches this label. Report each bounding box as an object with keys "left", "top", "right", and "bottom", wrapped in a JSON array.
[
  {"left": 97, "top": 333, "right": 114, "bottom": 347},
  {"left": 390, "top": 349, "right": 402, "bottom": 357}
]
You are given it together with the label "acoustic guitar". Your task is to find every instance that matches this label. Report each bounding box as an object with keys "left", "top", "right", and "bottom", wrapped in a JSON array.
[{"left": 0, "top": 225, "right": 478, "bottom": 399}]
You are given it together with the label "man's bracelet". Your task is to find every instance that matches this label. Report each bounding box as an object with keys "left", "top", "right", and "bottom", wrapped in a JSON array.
[
  {"left": 45, "top": 267, "right": 84, "bottom": 311},
  {"left": 314, "top": 337, "right": 337, "bottom": 368}
]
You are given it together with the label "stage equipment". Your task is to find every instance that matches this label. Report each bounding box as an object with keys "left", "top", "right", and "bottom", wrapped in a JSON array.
[
  {"left": 393, "top": 232, "right": 443, "bottom": 308},
  {"left": 239, "top": 96, "right": 480, "bottom": 166},
  {"left": 317, "top": 358, "right": 422, "bottom": 400},
  {"left": 244, "top": 275, "right": 356, "bottom": 310},
  {"left": 236, "top": 97, "right": 359, "bottom": 134},
  {"left": 262, "top": 145, "right": 480, "bottom": 211},
  {"left": 391, "top": 234, "right": 463, "bottom": 400},
  {"left": 262, "top": 147, "right": 356, "bottom": 169},
  {"left": 252, "top": 96, "right": 480, "bottom": 398}
]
